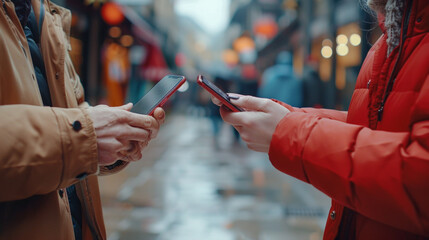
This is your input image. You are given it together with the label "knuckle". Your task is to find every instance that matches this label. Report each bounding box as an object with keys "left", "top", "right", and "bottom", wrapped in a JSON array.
[
  {"left": 240, "top": 133, "right": 251, "bottom": 143},
  {"left": 241, "top": 118, "right": 251, "bottom": 127},
  {"left": 261, "top": 99, "right": 271, "bottom": 108}
]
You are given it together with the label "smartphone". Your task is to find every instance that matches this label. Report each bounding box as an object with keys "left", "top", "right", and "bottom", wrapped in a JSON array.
[
  {"left": 131, "top": 75, "right": 186, "bottom": 115},
  {"left": 197, "top": 75, "right": 243, "bottom": 112}
]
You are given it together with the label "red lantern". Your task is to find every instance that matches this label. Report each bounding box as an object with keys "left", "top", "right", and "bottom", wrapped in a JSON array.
[
  {"left": 253, "top": 17, "right": 278, "bottom": 39},
  {"left": 101, "top": 2, "right": 124, "bottom": 25}
]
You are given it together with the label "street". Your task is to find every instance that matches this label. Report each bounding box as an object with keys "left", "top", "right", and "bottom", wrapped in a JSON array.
[{"left": 99, "top": 108, "right": 331, "bottom": 240}]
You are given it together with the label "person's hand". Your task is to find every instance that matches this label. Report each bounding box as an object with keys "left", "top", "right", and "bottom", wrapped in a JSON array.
[
  {"left": 87, "top": 103, "right": 165, "bottom": 166},
  {"left": 215, "top": 95, "right": 290, "bottom": 153}
]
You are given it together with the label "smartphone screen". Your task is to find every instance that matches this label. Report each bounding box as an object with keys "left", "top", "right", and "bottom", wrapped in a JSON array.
[
  {"left": 131, "top": 75, "right": 186, "bottom": 115},
  {"left": 197, "top": 75, "right": 243, "bottom": 112}
]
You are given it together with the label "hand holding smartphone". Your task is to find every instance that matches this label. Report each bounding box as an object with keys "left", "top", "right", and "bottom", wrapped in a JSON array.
[
  {"left": 197, "top": 75, "right": 243, "bottom": 112},
  {"left": 131, "top": 75, "right": 186, "bottom": 115}
]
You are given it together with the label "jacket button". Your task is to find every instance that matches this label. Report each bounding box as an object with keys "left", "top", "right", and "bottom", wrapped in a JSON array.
[
  {"left": 76, "top": 172, "right": 88, "bottom": 180},
  {"left": 72, "top": 121, "right": 82, "bottom": 131},
  {"left": 58, "top": 189, "right": 64, "bottom": 198},
  {"left": 55, "top": 72, "right": 59, "bottom": 79},
  {"left": 330, "top": 210, "right": 336, "bottom": 220},
  {"left": 417, "top": 17, "right": 422, "bottom": 23},
  {"left": 367, "top": 79, "right": 371, "bottom": 89}
]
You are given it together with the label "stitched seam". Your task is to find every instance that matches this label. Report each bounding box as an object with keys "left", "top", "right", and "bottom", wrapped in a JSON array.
[
  {"left": 79, "top": 180, "right": 100, "bottom": 240},
  {"left": 51, "top": 108, "right": 66, "bottom": 189}
]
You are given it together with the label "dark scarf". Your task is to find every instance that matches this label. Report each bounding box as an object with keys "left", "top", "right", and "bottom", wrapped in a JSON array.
[
  {"left": 11, "top": 0, "right": 31, "bottom": 27},
  {"left": 13, "top": 3, "right": 82, "bottom": 239}
]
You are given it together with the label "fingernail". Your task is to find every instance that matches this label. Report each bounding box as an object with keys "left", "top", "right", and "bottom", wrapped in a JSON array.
[
  {"left": 158, "top": 111, "right": 165, "bottom": 119},
  {"left": 229, "top": 96, "right": 240, "bottom": 100}
]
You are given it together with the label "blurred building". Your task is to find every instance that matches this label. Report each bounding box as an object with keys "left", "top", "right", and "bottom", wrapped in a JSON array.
[
  {"left": 253, "top": 0, "right": 381, "bottom": 109},
  {"left": 54, "top": 0, "right": 171, "bottom": 105}
]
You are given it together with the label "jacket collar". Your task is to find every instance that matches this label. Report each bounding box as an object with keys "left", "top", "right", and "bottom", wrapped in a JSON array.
[
  {"left": 378, "top": 0, "right": 429, "bottom": 37},
  {"left": 406, "top": 0, "right": 429, "bottom": 37}
]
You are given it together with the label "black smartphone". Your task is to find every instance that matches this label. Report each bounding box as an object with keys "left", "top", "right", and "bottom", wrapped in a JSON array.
[
  {"left": 197, "top": 75, "right": 243, "bottom": 112},
  {"left": 131, "top": 75, "right": 186, "bottom": 115}
]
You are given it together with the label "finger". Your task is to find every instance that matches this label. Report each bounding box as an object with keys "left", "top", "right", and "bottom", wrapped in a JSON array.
[
  {"left": 94, "top": 104, "right": 109, "bottom": 109},
  {"left": 211, "top": 95, "right": 222, "bottom": 106},
  {"left": 116, "top": 151, "right": 131, "bottom": 162},
  {"left": 246, "top": 143, "right": 268, "bottom": 153},
  {"left": 219, "top": 106, "right": 248, "bottom": 126},
  {"left": 129, "top": 145, "right": 143, "bottom": 161},
  {"left": 125, "top": 142, "right": 143, "bottom": 162},
  {"left": 120, "top": 112, "right": 160, "bottom": 130},
  {"left": 230, "top": 95, "right": 271, "bottom": 112},
  {"left": 118, "top": 126, "right": 152, "bottom": 142},
  {"left": 114, "top": 103, "right": 133, "bottom": 111},
  {"left": 227, "top": 93, "right": 243, "bottom": 99},
  {"left": 126, "top": 141, "right": 138, "bottom": 153},
  {"left": 220, "top": 106, "right": 273, "bottom": 129},
  {"left": 211, "top": 93, "right": 242, "bottom": 107},
  {"left": 129, "top": 151, "right": 143, "bottom": 162},
  {"left": 138, "top": 141, "right": 149, "bottom": 151},
  {"left": 97, "top": 138, "right": 126, "bottom": 153},
  {"left": 153, "top": 107, "right": 166, "bottom": 125}
]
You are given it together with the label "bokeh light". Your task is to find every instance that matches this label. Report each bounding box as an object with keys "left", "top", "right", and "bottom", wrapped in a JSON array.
[
  {"left": 350, "top": 33, "right": 361, "bottom": 46},
  {"left": 120, "top": 35, "right": 134, "bottom": 47},
  {"left": 336, "top": 44, "right": 349, "bottom": 56},
  {"left": 336, "top": 34, "right": 348, "bottom": 45},
  {"left": 321, "top": 46, "right": 333, "bottom": 58},
  {"left": 109, "top": 27, "right": 121, "bottom": 38},
  {"left": 322, "top": 39, "right": 333, "bottom": 47},
  {"left": 101, "top": 2, "right": 124, "bottom": 25}
]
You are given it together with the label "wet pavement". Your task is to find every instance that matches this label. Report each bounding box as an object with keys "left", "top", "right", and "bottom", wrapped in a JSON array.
[{"left": 99, "top": 108, "right": 331, "bottom": 240}]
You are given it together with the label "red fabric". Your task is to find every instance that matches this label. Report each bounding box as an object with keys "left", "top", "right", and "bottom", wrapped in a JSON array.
[
  {"left": 140, "top": 45, "right": 170, "bottom": 82},
  {"left": 268, "top": 0, "right": 429, "bottom": 239}
]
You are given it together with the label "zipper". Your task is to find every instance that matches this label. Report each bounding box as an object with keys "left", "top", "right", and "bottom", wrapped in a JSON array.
[{"left": 377, "top": 0, "right": 413, "bottom": 121}]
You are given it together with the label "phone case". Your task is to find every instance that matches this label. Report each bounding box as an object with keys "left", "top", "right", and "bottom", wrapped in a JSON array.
[
  {"left": 197, "top": 75, "right": 243, "bottom": 112},
  {"left": 131, "top": 75, "right": 186, "bottom": 115}
]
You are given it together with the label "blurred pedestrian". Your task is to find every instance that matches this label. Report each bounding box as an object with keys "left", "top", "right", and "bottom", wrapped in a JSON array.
[
  {"left": 0, "top": 1, "right": 165, "bottom": 239},
  {"left": 258, "top": 51, "right": 303, "bottom": 107},
  {"left": 207, "top": 75, "right": 233, "bottom": 149},
  {"left": 212, "top": 0, "right": 429, "bottom": 239},
  {"left": 302, "top": 57, "right": 323, "bottom": 108}
]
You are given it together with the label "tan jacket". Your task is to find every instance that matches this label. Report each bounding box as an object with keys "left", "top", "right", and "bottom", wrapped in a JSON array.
[{"left": 0, "top": 0, "right": 123, "bottom": 239}]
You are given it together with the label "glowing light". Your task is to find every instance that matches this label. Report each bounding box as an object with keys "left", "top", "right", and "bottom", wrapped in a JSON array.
[
  {"left": 322, "top": 39, "right": 333, "bottom": 47},
  {"left": 336, "top": 44, "right": 349, "bottom": 56},
  {"left": 101, "top": 2, "right": 124, "bottom": 25},
  {"left": 109, "top": 27, "right": 121, "bottom": 38},
  {"left": 233, "top": 35, "right": 255, "bottom": 53},
  {"left": 321, "top": 46, "right": 333, "bottom": 58},
  {"left": 222, "top": 49, "right": 239, "bottom": 65},
  {"left": 120, "top": 35, "right": 133, "bottom": 47},
  {"left": 178, "top": 81, "right": 189, "bottom": 92},
  {"left": 350, "top": 34, "right": 361, "bottom": 46},
  {"left": 336, "top": 34, "right": 348, "bottom": 45}
]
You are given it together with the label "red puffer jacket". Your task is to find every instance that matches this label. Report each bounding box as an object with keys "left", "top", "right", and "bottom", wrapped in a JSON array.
[{"left": 268, "top": 0, "right": 429, "bottom": 239}]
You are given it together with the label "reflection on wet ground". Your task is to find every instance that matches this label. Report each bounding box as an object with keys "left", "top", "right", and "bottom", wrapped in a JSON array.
[{"left": 99, "top": 110, "right": 331, "bottom": 240}]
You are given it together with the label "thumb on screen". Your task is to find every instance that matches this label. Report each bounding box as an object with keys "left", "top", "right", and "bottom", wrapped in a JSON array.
[
  {"left": 115, "top": 103, "right": 133, "bottom": 111},
  {"left": 231, "top": 95, "right": 271, "bottom": 112}
]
